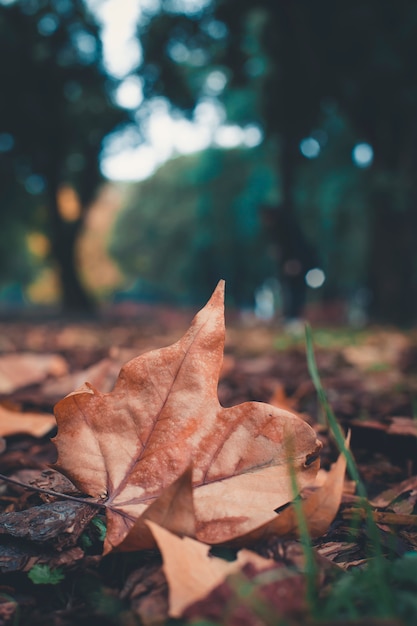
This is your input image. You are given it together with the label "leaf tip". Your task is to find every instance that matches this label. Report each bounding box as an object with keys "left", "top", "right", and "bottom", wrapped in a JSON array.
[
  {"left": 196, "top": 280, "right": 225, "bottom": 322},
  {"left": 214, "top": 279, "right": 225, "bottom": 298}
]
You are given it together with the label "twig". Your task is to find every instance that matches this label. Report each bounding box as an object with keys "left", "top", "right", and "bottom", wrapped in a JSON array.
[
  {"left": 343, "top": 507, "right": 417, "bottom": 527},
  {"left": 0, "top": 472, "right": 106, "bottom": 509}
]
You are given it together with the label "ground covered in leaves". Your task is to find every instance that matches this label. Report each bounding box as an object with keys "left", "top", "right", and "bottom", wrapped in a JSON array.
[{"left": 1, "top": 306, "right": 417, "bottom": 626}]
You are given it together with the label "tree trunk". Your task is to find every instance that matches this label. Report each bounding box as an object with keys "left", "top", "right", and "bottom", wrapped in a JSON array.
[
  {"left": 49, "top": 190, "right": 94, "bottom": 313},
  {"left": 276, "top": 131, "right": 318, "bottom": 320},
  {"left": 367, "top": 188, "right": 417, "bottom": 326}
]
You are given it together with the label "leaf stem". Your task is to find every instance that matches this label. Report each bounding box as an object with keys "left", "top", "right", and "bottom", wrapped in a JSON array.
[{"left": 0, "top": 472, "right": 106, "bottom": 509}]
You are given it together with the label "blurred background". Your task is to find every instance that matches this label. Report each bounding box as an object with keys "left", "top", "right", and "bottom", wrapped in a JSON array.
[{"left": 0, "top": 0, "right": 416, "bottom": 326}]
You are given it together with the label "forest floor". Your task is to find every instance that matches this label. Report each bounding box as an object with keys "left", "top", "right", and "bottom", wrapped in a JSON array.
[{"left": 1, "top": 308, "right": 417, "bottom": 625}]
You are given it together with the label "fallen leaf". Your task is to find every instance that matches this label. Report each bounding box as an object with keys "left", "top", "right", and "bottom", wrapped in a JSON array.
[
  {"left": 269, "top": 382, "right": 297, "bottom": 412},
  {"left": 183, "top": 560, "right": 308, "bottom": 625},
  {"left": 7, "top": 469, "right": 80, "bottom": 499},
  {"left": 0, "top": 597, "right": 17, "bottom": 624},
  {"left": 53, "top": 281, "right": 321, "bottom": 553},
  {"left": 226, "top": 437, "right": 348, "bottom": 545},
  {"left": 387, "top": 417, "right": 417, "bottom": 437},
  {"left": 342, "top": 332, "right": 408, "bottom": 370},
  {"left": 0, "top": 405, "right": 56, "bottom": 438},
  {"left": 146, "top": 520, "right": 275, "bottom": 617},
  {"left": 41, "top": 357, "right": 123, "bottom": 401},
  {"left": 0, "top": 353, "right": 67, "bottom": 394},
  {"left": 350, "top": 416, "right": 417, "bottom": 438},
  {"left": 269, "top": 382, "right": 310, "bottom": 421},
  {"left": 120, "top": 562, "right": 169, "bottom": 626},
  {"left": 370, "top": 476, "right": 417, "bottom": 509}
]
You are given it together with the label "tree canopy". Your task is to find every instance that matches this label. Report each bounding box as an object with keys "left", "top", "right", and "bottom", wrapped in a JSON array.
[{"left": 133, "top": 0, "right": 417, "bottom": 324}]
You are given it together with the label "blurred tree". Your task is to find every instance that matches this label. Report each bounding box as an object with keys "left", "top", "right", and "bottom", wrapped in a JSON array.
[
  {"left": 313, "top": 1, "right": 417, "bottom": 324},
  {"left": 110, "top": 146, "right": 275, "bottom": 306},
  {"left": 0, "top": 0, "right": 127, "bottom": 311},
  {"left": 136, "top": 0, "right": 417, "bottom": 324},
  {"left": 136, "top": 0, "right": 325, "bottom": 319}
]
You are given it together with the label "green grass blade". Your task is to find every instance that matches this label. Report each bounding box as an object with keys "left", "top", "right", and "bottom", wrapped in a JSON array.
[{"left": 304, "top": 323, "right": 395, "bottom": 617}]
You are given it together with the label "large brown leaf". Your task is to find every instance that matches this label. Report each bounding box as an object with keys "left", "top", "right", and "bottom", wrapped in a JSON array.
[{"left": 53, "top": 281, "right": 321, "bottom": 553}]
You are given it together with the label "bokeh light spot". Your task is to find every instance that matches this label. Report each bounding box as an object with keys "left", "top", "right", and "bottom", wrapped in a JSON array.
[
  {"left": 37, "top": 14, "right": 59, "bottom": 36},
  {"left": 300, "top": 137, "right": 321, "bottom": 159},
  {"left": 57, "top": 186, "right": 81, "bottom": 222},
  {"left": 352, "top": 142, "right": 373, "bottom": 168},
  {"left": 203, "top": 19, "right": 227, "bottom": 39},
  {"left": 205, "top": 70, "right": 227, "bottom": 94},
  {"left": 115, "top": 75, "right": 143, "bottom": 109},
  {"left": 214, "top": 125, "right": 243, "bottom": 148},
  {"left": 243, "top": 125, "right": 263, "bottom": 147},
  {"left": 25, "top": 175, "right": 45, "bottom": 195},
  {"left": 305, "top": 268, "right": 326, "bottom": 288}
]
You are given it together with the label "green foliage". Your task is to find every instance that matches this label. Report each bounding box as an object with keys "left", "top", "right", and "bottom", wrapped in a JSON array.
[
  {"left": 27, "top": 565, "right": 65, "bottom": 586},
  {"left": 80, "top": 516, "right": 107, "bottom": 549},
  {"left": 110, "top": 146, "right": 276, "bottom": 306},
  {"left": 91, "top": 516, "right": 107, "bottom": 542},
  {"left": 112, "top": 110, "right": 372, "bottom": 310},
  {"left": 321, "top": 553, "right": 417, "bottom": 623}
]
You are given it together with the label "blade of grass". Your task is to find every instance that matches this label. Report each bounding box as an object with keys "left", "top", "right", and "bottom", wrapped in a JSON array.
[
  {"left": 289, "top": 467, "right": 319, "bottom": 618},
  {"left": 304, "top": 323, "right": 395, "bottom": 617}
]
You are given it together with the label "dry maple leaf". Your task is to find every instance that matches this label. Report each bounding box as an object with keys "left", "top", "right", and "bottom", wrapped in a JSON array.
[{"left": 53, "top": 281, "right": 321, "bottom": 553}]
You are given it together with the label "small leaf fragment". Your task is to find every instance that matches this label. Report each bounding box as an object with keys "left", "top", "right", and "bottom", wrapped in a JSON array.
[
  {"left": 0, "top": 405, "right": 56, "bottom": 438},
  {"left": 146, "top": 520, "right": 274, "bottom": 617}
]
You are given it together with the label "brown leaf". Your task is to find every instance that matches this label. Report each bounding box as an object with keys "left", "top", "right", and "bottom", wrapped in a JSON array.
[
  {"left": 146, "top": 520, "right": 275, "bottom": 618},
  {"left": 227, "top": 437, "right": 348, "bottom": 545},
  {"left": 370, "top": 475, "right": 417, "bottom": 509},
  {"left": 183, "top": 560, "right": 308, "bottom": 625},
  {"left": 0, "top": 353, "right": 67, "bottom": 394},
  {"left": 342, "top": 331, "right": 409, "bottom": 370},
  {"left": 120, "top": 562, "right": 169, "bottom": 626},
  {"left": 41, "top": 357, "right": 123, "bottom": 401},
  {"left": 8, "top": 469, "right": 80, "bottom": 499},
  {"left": 53, "top": 281, "right": 321, "bottom": 553},
  {"left": 0, "top": 405, "right": 56, "bottom": 438},
  {"left": 269, "top": 382, "right": 298, "bottom": 412}
]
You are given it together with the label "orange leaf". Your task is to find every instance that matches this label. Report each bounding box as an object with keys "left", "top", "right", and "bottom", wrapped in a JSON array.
[
  {"left": 0, "top": 353, "right": 67, "bottom": 394},
  {"left": 53, "top": 281, "right": 321, "bottom": 553},
  {"left": 228, "top": 435, "right": 349, "bottom": 545},
  {"left": 146, "top": 520, "right": 274, "bottom": 618},
  {"left": 0, "top": 405, "right": 56, "bottom": 438}
]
